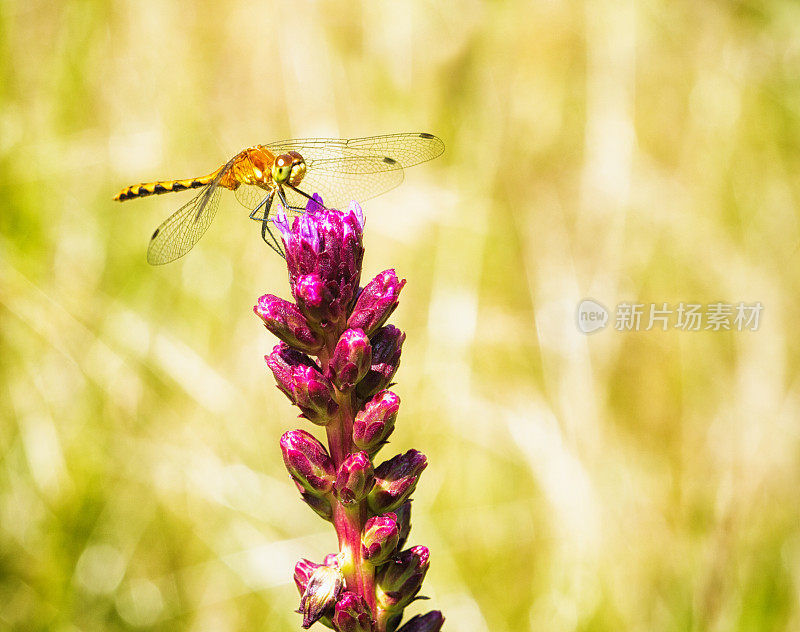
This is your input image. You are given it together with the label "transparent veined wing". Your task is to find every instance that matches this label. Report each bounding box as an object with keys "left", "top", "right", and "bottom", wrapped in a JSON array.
[
  {"left": 290, "top": 155, "right": 406, "bottom": 210},
  {"left": 263, "top": 132, "right": 445, "bottom": 169},
  {"left": 146, "top": 183, "right": 223, "bottom": 265},
  {"left": 234, "top": 183, "right": 268, "bottom": 210}
]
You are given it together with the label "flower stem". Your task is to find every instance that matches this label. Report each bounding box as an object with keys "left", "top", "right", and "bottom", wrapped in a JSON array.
[
  {"left": 319, "top": 333, "right": 378, "bottom": 616},
  {"left": 333, "top": 502, "right": 377, "bottom": 613}
]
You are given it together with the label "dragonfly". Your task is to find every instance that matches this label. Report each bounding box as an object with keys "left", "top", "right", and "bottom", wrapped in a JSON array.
[{"left": 114, "top": 132, "right": 445, "bottom": 264}]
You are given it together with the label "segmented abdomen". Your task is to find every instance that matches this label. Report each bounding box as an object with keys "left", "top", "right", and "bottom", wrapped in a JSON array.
[{"left": 114, "top": 175, "right": 214, "bottom": 201}]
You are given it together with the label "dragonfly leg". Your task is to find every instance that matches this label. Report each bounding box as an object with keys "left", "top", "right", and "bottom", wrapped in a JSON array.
[
  {"left": 276, "top": 186, "right": 311, "bottom": 213},
  {"left": 254, "top": 186, "right": 318, "bottom": 257},
  {"left": 249, "top": 189, "right": 275, "bottom": 223},
  {"left": 285, "top": 184, "right": 316, "bottom": 204},
  {"left": 261, "top": 219, "right": 285, "bottom": 257},
  {"left": 251, "top": 190, "right": 286, "bottom": 257}
]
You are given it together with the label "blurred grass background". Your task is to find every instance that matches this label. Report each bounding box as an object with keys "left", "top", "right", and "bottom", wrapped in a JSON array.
[{"left": 2, "top": 0, "right": 800, "bottom": 630}]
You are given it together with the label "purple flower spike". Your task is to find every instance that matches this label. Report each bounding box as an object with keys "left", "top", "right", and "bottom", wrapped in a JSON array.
[
  {"left": 280, "top": 430, "right": 336, "bottom": 496},
  {"left": 254, "top": 294, "right": 323, "bottom": 354},
  {"left": 256, "top": 195, "right": 443, "bottom": 628},
  {"left": 266, "top": 343, "right": 338, "bottom": 425},
  {"left": 356, "top": 325, "right": 406, "bottom": 398},
  {"left": 333, "top": 592, "right": 374, "bottom": 632},
  {"left": 299, "top": 564, "right": 343, "bottom": 628},
  {"left": 335, "top": 451, "right": 375, "bottom": 505},
  {"left": 353, "top": 390, "right": 399, "bottom": 454},
  {"left": 368, "top": 450, "right": 427, "bottom": 514},
  {"left": 362, "top": 512, "right": 400, "bottom": 565},
  {"left": 349, "top": 269, "right": 406, "bottom": 336},
  {"left": 329, "top": 328, "right": 372, "bottom": 392},
  {"left": 376, "top": 546, "right": 430, "bottom": 612},
  {"left": 396, "top": 611, "right": 445, "bottom": 632}
]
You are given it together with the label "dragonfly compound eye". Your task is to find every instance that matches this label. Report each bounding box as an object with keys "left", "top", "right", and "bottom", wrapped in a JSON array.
[
  {"left": 288, "top": 153, "right": 307, "bottom": 187},
  {"left": 272, "top": 154, "right": 294, "bottom": 184}
]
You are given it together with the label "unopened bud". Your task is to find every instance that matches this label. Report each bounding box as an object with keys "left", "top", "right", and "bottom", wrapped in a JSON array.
[
  {"left": 393, "top": 501, "right": 412, "bottom": 552},
  {"left": 368, "top": 450, "right": 427, "bottom": 513},
  {"left": 356, "top": 326, "right": 406, "bottom": 398},
  {"left": 281, "top": 430, "right": 336, "bottom": 496},
  {"left": 294, "top": 273, "right": 333, "bottom": 323},
  {"left": 362, "top": 512, "right": 400, "bottom": 565},
  {"left": 266, "top": 343, "right": 338, "bottom": 424},
  {"left": 254, "top": 294, "right": 323, "bottom": 353},
  {"left": 335, "top": 451, "right": 375, "bottom": 504},
  {"left": 295, "top": 481, "right": 334, "bottom": 521},
  {"left": 353, "top": 390, "right": 399, "bottom": 454},
  {"left": 299, "top": 565, "right": 343, "bottom": 628},
  {"left": 323, "top": 553, "right": 340, "bottom": 567},
  {"left": 348, "top": 269, "right": 406, "bottom": 336},
  {"left": 376, "top": 546, "right": 430, "bottom": 612},
  {"left": 328, "top": 328, "right": 372, "bottom": 392},
  {"left": 294, "top": 558, "right": 322, "bottom": 596},
  {"left": 332, "top": 592, "right": 374, "bottom": 632},
  {"left": 396, "top": 611, "right": 445, "bottom": 632}
]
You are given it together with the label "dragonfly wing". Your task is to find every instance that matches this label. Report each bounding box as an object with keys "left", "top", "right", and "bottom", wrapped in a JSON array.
[
  {"left": 235, "top": 183, "right": 271, "bottom": 210},
  {"left": 294, "top": 155, "right": 406, "bottom": 209},
  {"left": 146, "top": 184, "right": 222, "bottom": 265},
  {"left": 264, "top": 133, "right": 445, "bottom": 168},
  {"left": 341, "top": 133, "right": 444, "bottom": 167}
]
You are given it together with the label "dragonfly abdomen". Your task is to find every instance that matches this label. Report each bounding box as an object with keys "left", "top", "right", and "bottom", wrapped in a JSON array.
[{"left": 114, "top": 175, "right": 215, "bottom": 201}]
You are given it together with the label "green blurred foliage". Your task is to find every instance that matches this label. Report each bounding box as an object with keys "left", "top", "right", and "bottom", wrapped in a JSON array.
[{"left": 2, "top": 0, "right": 800, "bottom": 630}]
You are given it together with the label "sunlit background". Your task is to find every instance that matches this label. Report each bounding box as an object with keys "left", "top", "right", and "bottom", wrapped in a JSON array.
[{"left": 2, "top": 1, "right": 800, "bottom": 630}]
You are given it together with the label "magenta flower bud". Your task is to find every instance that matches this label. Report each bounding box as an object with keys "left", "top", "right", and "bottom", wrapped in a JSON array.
[
  {"left": 396, "top": 611, "right": 445, "bottom": 632},
  {"left": 266, "top": 343, "right": 338, "bottom": 425},
  {"left": 294, "top": 480, "right": 334, "bottom": 521},
  {"left": 376, "top": 546, "right": 430, "bottom": 612},
  {"left": 368, "top": 450, "right": 428, "bottom": 513},
  {"left": 356, "top": 325, "right": 406, "bottom": 398},
  {"left": 281, "top": 430, "right": 336, "bottom": 496},
  {"left": 294, "top": 558, "right": 322, "bottom": 596},
  {"left": 328, "top": 328, "right": 372, "bottom": 392},
  {"left": 393, "top": 501, "right": 412, "bottom": 552},
  {"left": 348, "top": 269, "right": 406, "bottom": 336},
  {"left": 361, "top": 512, "right": 400, "bottom": 565},
  {"left": 273, "top": 199, "right": 365, "bottom": 325},
  {"left": 334, "top": 451, "right": 375, "bottom": 505},
  {"left": 323, "top": 553, "right": 340, "bottom": 567},
  {"left": 294, "top": 555, "right": 340, "bottom": 595},
  {"left": 332, "top": 592, "right": 374, "bottom": 632},
  {"left": 353, "top": 390, "right": 399, "bottom": 454},
  {"left": 299, "top": 564, "right": 343, "bottom": 628},
  {"left": 294, "top": 273, "right": 335, "bottom": 323},
  {"left": 254, "top": 294, "right": 323, "bottom": 353}
]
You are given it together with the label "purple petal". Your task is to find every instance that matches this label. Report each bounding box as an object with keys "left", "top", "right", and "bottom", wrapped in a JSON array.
[{"left": 272, "top": 204, "right": 293, "bottom": 243}]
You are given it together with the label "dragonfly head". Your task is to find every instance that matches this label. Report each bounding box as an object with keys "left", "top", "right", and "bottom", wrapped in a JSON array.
[{"left": 272, "top": 151, "right": 306, "bottom": 187}]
